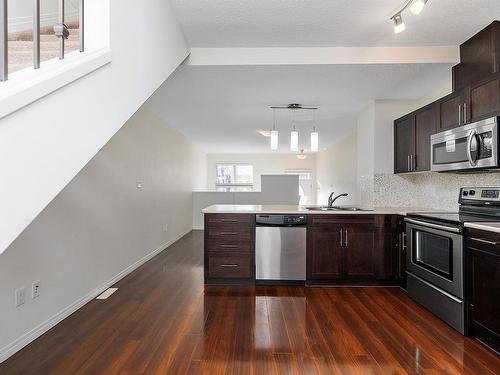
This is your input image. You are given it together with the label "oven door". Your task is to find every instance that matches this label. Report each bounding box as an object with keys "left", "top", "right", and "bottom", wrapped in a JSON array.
[
  {"left": 431, "top": 117, "right": 498, "bottom": 172},
  {"left": 405, "top": 218, "right": 463, "bottom": 298}
]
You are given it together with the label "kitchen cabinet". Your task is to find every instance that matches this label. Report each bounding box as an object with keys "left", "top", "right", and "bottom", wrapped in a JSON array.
[
  {"left": 437, "top": 90, "right": 467, "bottom": 131},
  {"left": 466, "top": 229, "right": 500, "bottom": 353},
  {"left": 394, "top": 115, "right": 415, "bottom": 173},
  {"left": 204, "top": 213, "right": 255, "bottom": 284},
  {"left": 307, "top": 225, "right": 343, "bottom": 280},
  {"left": 307, "top": 215, "right": 397, "bottom": 285},
  {"left": 453, "top": 21, "right": 500, "bottom": 92},
  {"left": 467, "top": 76, "right": 500, "bottom": 123},
  {"left": 394, "top": 103, "right": 436, "bottom": 174}
]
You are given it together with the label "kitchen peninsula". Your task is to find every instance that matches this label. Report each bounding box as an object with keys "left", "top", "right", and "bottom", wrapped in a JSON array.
[{"left": 202, "top": 204, "right": 435, "bottom": 286}]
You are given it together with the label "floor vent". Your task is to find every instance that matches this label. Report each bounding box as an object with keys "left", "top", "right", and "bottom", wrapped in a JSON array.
[{"left": 96, "top": 288, "right": 118, "bottom": 300}]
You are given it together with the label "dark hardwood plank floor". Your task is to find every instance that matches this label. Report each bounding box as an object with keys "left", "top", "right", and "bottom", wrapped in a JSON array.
[{"left": 1, "top": 230, "right": 499, "bottom": 374}]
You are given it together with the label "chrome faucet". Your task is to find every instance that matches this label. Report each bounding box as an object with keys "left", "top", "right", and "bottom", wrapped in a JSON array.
[{"left": 328, "top": 192, "right": 349, "bottom": 207}]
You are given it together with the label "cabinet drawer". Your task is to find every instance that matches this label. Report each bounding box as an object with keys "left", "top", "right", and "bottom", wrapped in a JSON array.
[
  {"left": 207, "top": 254, "right": 252, "bottom": 279},
  {"left": 308, "top": 214, "right": 375, "bottom": 227},
  {"left": 467, "top": 229, "right": 500, "bottom": 255},
  {"left": 205, "top": 214, "right": 254, "bottom": 226},
  {"left": 207, "top": 242, "right": 252, "bottom": 254},
  {"left": 206, "top": 227, "right": 253, "bottom": 242}
]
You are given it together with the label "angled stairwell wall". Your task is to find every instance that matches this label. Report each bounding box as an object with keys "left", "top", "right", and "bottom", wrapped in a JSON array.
[{"left": 0, "top": 0, "right": 190, "bottom": 255}]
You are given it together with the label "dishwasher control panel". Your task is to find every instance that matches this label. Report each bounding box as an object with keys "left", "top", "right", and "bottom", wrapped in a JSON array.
[{"left": 256, "top": 214, "right": 307, "bottom": 226}]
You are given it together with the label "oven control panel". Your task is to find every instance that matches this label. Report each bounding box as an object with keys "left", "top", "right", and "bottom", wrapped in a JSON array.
[{"left": 459, "top": 187, "right": 500, "bottom": 203}]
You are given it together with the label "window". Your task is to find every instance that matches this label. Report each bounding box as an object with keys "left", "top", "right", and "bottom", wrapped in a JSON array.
[{"left": 216, "top": 164, "right": 254, "bottom": 192}]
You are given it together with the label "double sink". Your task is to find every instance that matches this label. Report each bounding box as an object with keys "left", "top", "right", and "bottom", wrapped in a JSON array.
[{"left": 306, "top": 206, "right": 373, "bottom": 212}]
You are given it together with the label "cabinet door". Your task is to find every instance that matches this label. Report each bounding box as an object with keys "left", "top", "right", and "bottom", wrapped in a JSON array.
[
  {"left": 467, "top": 77, "right": 500, "bottom": 123},
  {"left": 414, "top": 104, "right": 437, "bottom": 172},
  {"left": 343, "top": 223, "right": 376, "bottom": 279},
  {"left": 394, "top": 115, "right": 415, "bottom": 173},
  {"left": 307, "top": 226, "right": 343, "bottom": 280},
  {"left": 469, "top": 248, "right": 500, "bottom": 337},
  {"left": 438, "top": 91, "right": 464, "bottom": 131}
]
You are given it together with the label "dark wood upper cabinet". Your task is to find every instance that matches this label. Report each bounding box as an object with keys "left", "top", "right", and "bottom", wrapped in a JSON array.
[
  {"left": 394, "top": 115, "right": 415, "bottom": 173},
  {"left": 453, "top": 21, "right": 500, "bottom": 92},
  {"left": 414, "top": 105, "right": 437, "bottom": 171},
  {"left": 394, "top": 104, "right": 437, "bottom": 174},
  {"left": 467, "top": 76, "right": 500, "bottom": 123},
  {"left": 437, "top": 91, "right": 466, "bottom": 131}
]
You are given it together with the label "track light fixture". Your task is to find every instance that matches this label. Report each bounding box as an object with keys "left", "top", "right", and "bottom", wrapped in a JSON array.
[
  {"left": 393, "top": 14, "right": 406, "bottom": 34},
  {"left": 390, "top": 0, "right": 429, "bottom": 34}
]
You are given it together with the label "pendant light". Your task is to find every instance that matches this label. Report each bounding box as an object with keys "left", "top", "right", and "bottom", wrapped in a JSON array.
[
  {"left": 393, "top": 14, "right": 406, "bottom": 34},
  {"left": 290, "top": 125, "right": 299, "bottom": 152},
  {"left": 311, "top": 126, "right": 319, "bottom": 152},
  {"left": 409, "top": 0, "right": 427, "bottom": 15},
  {"left": 270, "top": 109, "right": 279, "bottom": 150},
  {"left": 296, "top": 149, "right": 307, "bottom": 160}
]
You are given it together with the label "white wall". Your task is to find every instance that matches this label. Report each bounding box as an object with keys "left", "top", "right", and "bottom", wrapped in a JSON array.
[
  {"left": 0, "top": 107, "right": 206, "bottom": 362},
  {"left": 316, "top": 133, "right": 358, "bottom": 206},
  {"left": 356, "top": 103, "right": 375, "bottom": 206},
  {"left": 0, "top": 0, "right": 189, "bottom": 254},
  {"left": 206, "top": 153, "right": 316, "bottom": 193}
]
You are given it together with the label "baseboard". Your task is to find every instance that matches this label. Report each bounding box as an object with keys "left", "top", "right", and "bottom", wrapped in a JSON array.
[{"left": 0, "top": 229, "right": 192, "bottom": 363}]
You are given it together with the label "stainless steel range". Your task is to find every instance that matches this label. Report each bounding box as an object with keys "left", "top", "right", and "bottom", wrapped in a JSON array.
[{"left": 405, "top": 187, "right": 500, "bottom": 334}]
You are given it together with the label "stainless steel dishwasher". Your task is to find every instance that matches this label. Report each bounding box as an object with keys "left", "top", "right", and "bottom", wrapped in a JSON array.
[{"left": 255, "top": 214, "right": 307, "bottom": 283}]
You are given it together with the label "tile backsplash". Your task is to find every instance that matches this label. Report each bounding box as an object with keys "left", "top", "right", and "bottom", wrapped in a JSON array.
[{"left": 373, "top": 172, "right": 500, "bottom": 210}]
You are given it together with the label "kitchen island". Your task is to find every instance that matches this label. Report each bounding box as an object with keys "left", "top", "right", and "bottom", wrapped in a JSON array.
[{"left": 202, "top": 205, "right": 436, "bottom": 286}]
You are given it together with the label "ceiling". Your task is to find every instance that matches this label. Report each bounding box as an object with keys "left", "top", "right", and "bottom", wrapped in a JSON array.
[
  {"left": 169, "top": 0, "right": 500, "bottom": 47},
  {"left": 146, "top": 64, "right": 452, "bottom": 153}
]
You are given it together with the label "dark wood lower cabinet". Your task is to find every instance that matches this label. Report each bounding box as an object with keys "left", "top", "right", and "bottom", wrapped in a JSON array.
[
  {"left": 307, "top": 215, "right": 397, "bottom": 286},
  {"left": 204, "top": 213, "right": 255, "bottom": 284},
  {"left": 307, "top": 225, "right": 344, "bottom": 280},
  {"left": 466, "top": 229, "right": 500, "bottom": 353}
]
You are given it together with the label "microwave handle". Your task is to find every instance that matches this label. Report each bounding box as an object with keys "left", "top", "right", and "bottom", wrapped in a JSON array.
[{"left": 466, "top": 129, "right": 478, "bottom": 166}]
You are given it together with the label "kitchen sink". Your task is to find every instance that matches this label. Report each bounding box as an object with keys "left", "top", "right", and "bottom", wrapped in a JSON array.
[{"left": 305, "top": 206, "right": 373, "bottom": 212}]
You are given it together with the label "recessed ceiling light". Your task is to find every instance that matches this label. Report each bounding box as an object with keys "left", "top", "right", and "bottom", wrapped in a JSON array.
[
  {"left": 409, "top": 0, "right": 427, "bottom": 15},
  {"left": 258, "top": 129, "right": 272, "bottom": 137},
  {"left": 393, "top": 14, "right": 406, "bottom": 34}
]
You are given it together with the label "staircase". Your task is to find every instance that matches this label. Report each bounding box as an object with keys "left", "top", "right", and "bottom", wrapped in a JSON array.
[{"left": 8, "top": 22, "right": 80, "bottom": 74}]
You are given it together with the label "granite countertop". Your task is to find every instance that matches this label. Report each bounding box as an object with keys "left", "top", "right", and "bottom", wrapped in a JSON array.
[
  {"left": 464, "top": 222, "right": 500, "bottom": 234},
  {"left": 202, "top": 204, "right": 437, "bottom": 216}
]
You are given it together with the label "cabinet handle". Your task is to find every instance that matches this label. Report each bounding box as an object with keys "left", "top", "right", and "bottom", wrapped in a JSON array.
[
  {"left": 339, "top": 229, "right": 343, "bottom": 247},
  {"left": 411, "top": 154, "right": 416, "bottom": 171},
  {"left": 220, "top": 232, "right": 238, "bottom": 236},
  {"left": 344, "top": 229, "right": 348, "bottom": 247},
  {"left": 407, "top": 155, "right": 411, "bottom": 172},
  {"left": 220, "top": 244, "right": 239, "bottom": 249},
  {"left": 402, "top": 232, "right": 407, "bottom": 249},
  {"left": 221, "top": 219, "right": 238, "bottom": 223},
  {"left": 464, "top": 102, "right": 468, "bottom": 124},
  {"left": 470, "top": 237, "right": 498, "bottom": 245},
  {"left": 219, "top": 264, "right": 238, "bottom": 267},
  {"left": 458, "top": 104, "right": 462, "bottom": 125}
]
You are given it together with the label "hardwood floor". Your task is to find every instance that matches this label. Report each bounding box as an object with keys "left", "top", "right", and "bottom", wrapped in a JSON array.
[{"left": 1, "top": 230, "right": 499, "bottom": 374}]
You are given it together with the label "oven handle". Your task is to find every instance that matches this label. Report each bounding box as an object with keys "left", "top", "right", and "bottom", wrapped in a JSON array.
[
  {"left": 404, "top": 218, "right": 461, "bottom": 234},
  {"left": 407, "top": 272, "right": 463, "bottom": 304}
]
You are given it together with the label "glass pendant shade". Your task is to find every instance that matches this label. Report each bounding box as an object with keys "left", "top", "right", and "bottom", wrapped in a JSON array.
[
  {"left": 270, "top": 130, "right": 279, "bottom": 150},
  {"left": 290, "top": 130, "right": 299, "bottom": 151}
]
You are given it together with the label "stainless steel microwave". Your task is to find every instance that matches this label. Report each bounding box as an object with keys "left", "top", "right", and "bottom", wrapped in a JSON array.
[{"left": 431, "top": 117, "right": 499, "bottom": 172}]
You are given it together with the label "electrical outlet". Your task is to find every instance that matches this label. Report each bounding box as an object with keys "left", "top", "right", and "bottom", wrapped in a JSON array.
[
  {"left": 32, "top": 281, "right": 41, "bottom": 299},
  {"left": 15, "top": 287, "right": 26, "bottom": 307}
]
